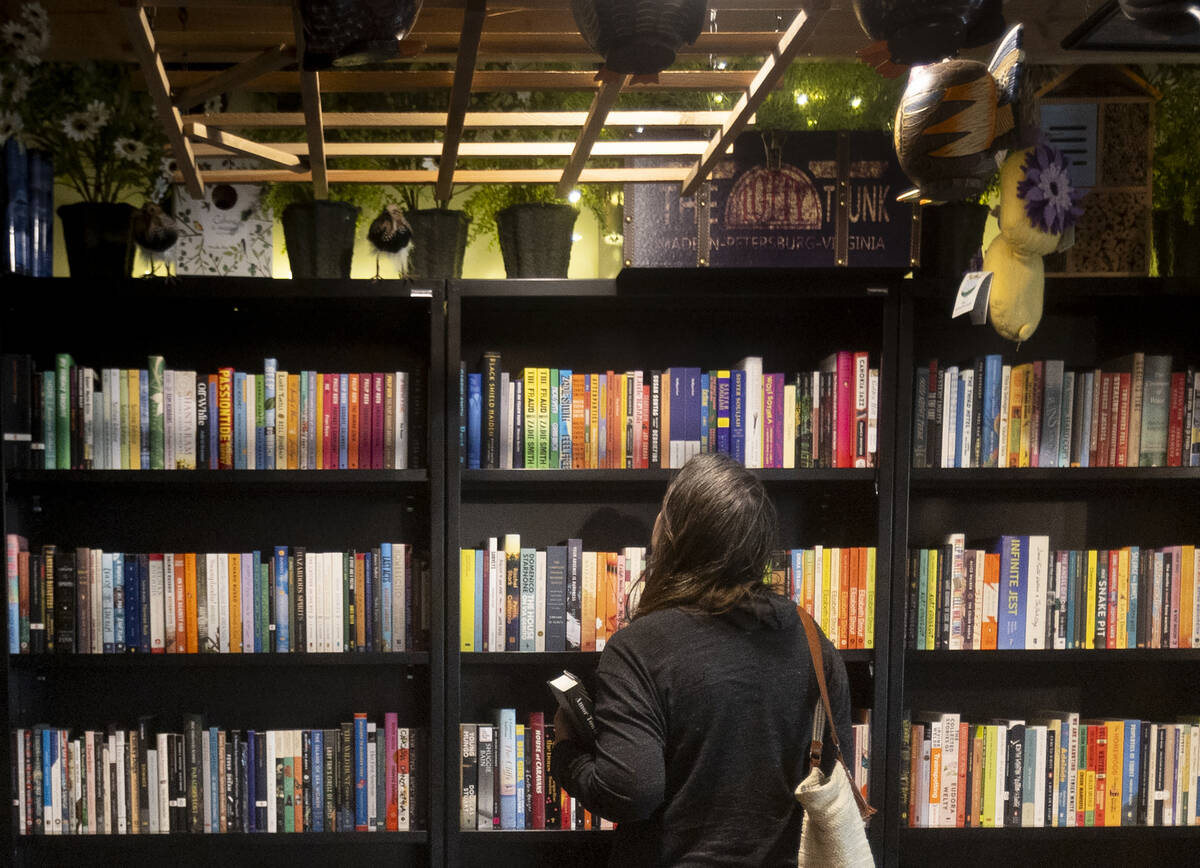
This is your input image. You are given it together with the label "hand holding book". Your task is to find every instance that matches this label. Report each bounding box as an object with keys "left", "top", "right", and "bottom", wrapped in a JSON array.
[{"left": 547, "top": 670, "right": 597, "bottom": 749}]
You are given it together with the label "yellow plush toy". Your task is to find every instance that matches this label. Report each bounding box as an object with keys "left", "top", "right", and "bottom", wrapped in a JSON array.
[{"left": 985, "top": 144, "right": 1083, "bottom": 343}]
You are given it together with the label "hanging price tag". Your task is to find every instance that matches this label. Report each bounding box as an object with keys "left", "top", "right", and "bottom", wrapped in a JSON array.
[{"left": 952, "top": 271, "right": 993, "bottom": 324}]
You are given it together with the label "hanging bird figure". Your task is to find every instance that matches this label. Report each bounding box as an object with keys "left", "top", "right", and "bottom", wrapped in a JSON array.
[
  {"left": 133, "top": 201, "right": 180, "bottom": 278},
  {"left": 367, "top": 204, "right": 414, "bottom": 279}
]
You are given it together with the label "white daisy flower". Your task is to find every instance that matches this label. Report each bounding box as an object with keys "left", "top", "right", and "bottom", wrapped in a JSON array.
[
  {"left": 114, "top": 137, "right": 148, "bottom": 162},
  {"left": 21, "top": 2, "right": 49, "bottom": 28},
  {"left": 203, "top": 94, "right": 223, "bottom": 115},
  {"left": 9, "top": 72, "right": 30, "bottom": 102},
  {"left": 62, "top": 110, "right": 101, "bottom": 141},
  {"left": 2, "top": 19, "right": 34, "bottom": 52},
  {"left": 85, "top": 100, "right": 111, "bottom": 127},
  {"left": 0, "top": 111, "right": 23, "bottom": 145}
]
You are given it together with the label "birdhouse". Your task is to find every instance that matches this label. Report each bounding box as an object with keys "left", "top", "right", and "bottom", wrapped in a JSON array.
[{"left": 1036, "top": 65, "right": 1159, "bottom": 276}]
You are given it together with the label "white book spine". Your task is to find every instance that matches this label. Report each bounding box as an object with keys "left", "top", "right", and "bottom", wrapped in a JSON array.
[
  {"left": 960, "top": 368, "right": 974, "bottom": 468},
  {"left": 149, "top": 555, "right": 165, "bottom": 653},
  {"left": 85, "top": 730, "right": 97, "bottom": 833},
  {"left": 333, "top": 551, "right": 344, "bottom": 653},
  {"left": 81, "top": 367, "right": 94, "bottom": 468},
  {"left": 535, "top": 550, "right": 547, "bottom": 653},
  {"left": 177, "top": 371, "right": 197, "bottom": 469},
  {"left": 102, "top": 739, "right": 113, "bottom": 835},
  {"left": 868, "top": 368, "right": 879, "bottom": 463},
  {"left": 490, "top": 542, "right": 503, "bottom": 653},
  {"left": 90, "top": 548, "right": 102, "bottom": 653},
  {"left": 217, "top": 554, "right": 230, "bottom": 653},
  {"left": 242, "top": 554, "right": 254, "bottom": 654},
  {"left": 1033, "top": 726, "right": 1047, "bottom": 827},
  {"left": 739, "top": 357, "right": 763, "bottom": 468},
  {"left": 203, "top": 553, "right": 218, "bottom": 653},
  {"left": 971, "top": 550, "right": 985, "bottom": 651},
  {"left": 993, "top": 725, "right": 1006, "bottom": 829},
  {"left": 275, "top": 372, "right": 288, "bottom": 469},
  {"left": 325, "top": 551, "right": 335, "bottom": 653},
  {"left": 1026, "top": 536, "right": 1049, "bottom": 650},
  {"left": 15, "top": 729, "right": 25, "bottom": 834},
  {"left": 115, "top": 730, "right": 126, "bottom": 834},
  {"left": 162, "top": 552, "right": 175, "bottom": 653},
  {"left": 306, "top": 552, "right": 318, "bottom": 653},
  {"left": 397, "top": 727, "right": 411, "bottom": 831},
  {"left": 147, "top": 747, "right": 159, "bottom": 834},
  {"left": 156, "top": 732, "right": 169, "bottom": 833},
  {"left": 164, "top": 369, "right": 175, "bottom": 471},
  {"left": 108, "top": 369, "right": 121, "bottom": 470},
  {"left": 265, "top": 730, "right": 276, "bottom": 833},
  {"left": 998, "top": 365, "right": 1012, "bottom": 468},
  {"left": 941, "top": 713, "right": 959, "bottom": 828},
  {"left": 500, "top": 376, "right": 513, "bottom": 470},
  {"left": 243, "top": 375, "right": 255, "bottom": 470},
  {"left": 395, "top": 370, "right": 408, "bottom": 470},
  {"left": 783, "top": 383, "right": 796, "bottom": 470}
]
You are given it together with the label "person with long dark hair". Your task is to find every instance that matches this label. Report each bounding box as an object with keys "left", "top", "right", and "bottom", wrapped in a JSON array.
[{"left": 550, "top": 452, "right": 854, "bottom": 866}]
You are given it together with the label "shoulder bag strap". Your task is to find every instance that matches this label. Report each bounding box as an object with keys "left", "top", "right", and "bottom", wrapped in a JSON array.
[{"left": 796, "top": 604, "right": 877, "bottom": 820}]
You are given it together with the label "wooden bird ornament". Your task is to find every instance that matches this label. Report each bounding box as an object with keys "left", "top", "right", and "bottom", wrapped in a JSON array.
[{"left": 367, "top": 204, "right": 414, "bottom": 279}]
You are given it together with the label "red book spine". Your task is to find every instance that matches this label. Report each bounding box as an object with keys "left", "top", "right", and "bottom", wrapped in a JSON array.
[
  {"left": 1168, "top": 372, "right": 1186, "bottom": 466},
  {"left": 908, "top": 724, "right": 923, "bottom": 826},
  {"left": 347, "top": 374, "right": 360, "bottom": 469},
  {"left": 1107, "top": 375, "right": 1121, "bottom": 468},
  {"left": 956, "top": 721, "right": 968, "bottom": 828},
  {"left": 1093, "top": 725, "right": 1107, "bottom": 827},
  {"left": 358, "top": 373, "right": 371, "bottom": 470},
  {"left": 605, "top": 371, "right": 616, "bottom": 469},
  {"left": 217, "top": 367, "right": 235, "bottom": 470},
  {"left": 528, "top": 712, "right": 546, "bottom": 829},
  {"left": 641, "top": 384, "right": 650, "bottom": 470},
  {"left": 372, "top": 373, "right": 385, "bottom": 470},
  {"left": 836, "top": 351, "right": 853, "bottom": 469},
  {"left": 1107, "top": 549, "right": 1120, "bottom": 649},
  {"left": 1115, "top": 372, "right": 1131, "bottom": 467},
  {"left": 1096, "top": 373, "right": 1112, "bottom": 468},
  {"left": 329, "top": 374, "right": 341, "bottom": 470},
  {"left": 322, "top": 374, "right": 333, "bottom": 470}
]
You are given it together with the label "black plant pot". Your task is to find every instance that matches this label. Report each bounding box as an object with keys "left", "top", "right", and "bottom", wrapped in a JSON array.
[
  {"left": 57, "top": 202, "right": 136, "bottom": 279},
  {"left": 281, "top": 200, "right": 359, "bottom": 279},
  {"left": 571, "top": 0, "right": 707, "bottom": 75},
  {"left": 496, "top": 204, "right": 578, "bottom": 279},
  {"left": 405, "top": 208, "right": 470, "bottom": 278},
  {"left": 1152, "top": 209, "right": 1200, "bottom": 277},
  {"left": 916, "top": 201, "right": 989, "bottom": 283}
]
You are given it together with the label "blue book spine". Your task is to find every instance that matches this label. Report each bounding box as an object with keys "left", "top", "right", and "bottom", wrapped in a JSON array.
[
  {"left": 42, "top": 370, "right": 55, "bottom": 469},
  {"left": 916, "top": 549, "right": 928, "bottom": 650},
  {"left": 209, "top": 727, "right": 220, "bottom": 832},
  {"left": 981, "top": 354, "right": 1003, "bottom": 467},
  {"left": 123, "top": 555, "right": 140, "bottom": 652},
  {"left": 545, "top": 546, "right": 567, "bottom": 652},
  {"left": 549, "top": 368, "right": 560, "bottom": 470},
  {"left": 4, "top": 139, "right": 30, "bottom": 274},
  {"left": 790, "top": 549, "right": 803, "bottom": 604},
  {"left": 667, "top": 369, "right": 682, "bottom": 467},
  {"left": 339, "top": 373, "right": 350, "bottom": 469},
  {"left": 1021, "top": 727, "right": 1038, "bottom": 819},
  {"left": 233, "top": 371, "right": 247, "bottom": 469},
  {"left": 515, "top": 727, "right": 526, "bottom": 830},
  {"left": 1127, "top": 546, "right": 1140, "bottom": 648},
  {"left": 1123, "top": 719, "right": 1140, "bottom": 825},
  {"left": 264, "top": 359, "right": 277, "bottom": 468},
  {"left": 29, "top": 149, "right": 53, "bottom": 277},
  {"left": 731, "top": 370, "right": 746, "bottom": 465},
  {"left": 138, "top": 554, "right": 151, "bottom": 653},
  {"left": 458, "top": 362, "right": 467, "bottom": 467},
  {"left": 207, "top": 378, "right": 219, "bottom": 470},
  {"left": 354, "top": 716, "right": 368, "bottom": 830},
  {"left": 954, "top": 375, "right": 966, "bottom": 469},
  {"left": 559, "top": 370, "right": 572, "bottom": 469},
  {"left": 496, "top": 708, "right": 516, "bottom": 829},
  {"left": 311, "top": 728, "right": 324, "bottom": 832},
  {"left": 467, "top": 373, "right": 482, "bottom": 470},
  {"left": 139, "top": 370, "right": 150, "bottom": 469},
  {"left": 998, "top": 535, "right": 1026, "bottom": 650},
  {"left": 474, "top": 548, "right": 484, "bottom": 652},
  {"left": 113, "top": 553, "right": 126, "bottom": 652},
  {"left": 364, "top": 550, "right": 374, "bottom": 651},
  {"left": 274, "top": 546, "right": 289, "bottom": 652},
  {"left": 1057, "top": 723, "right": 1069, "bottom": 827},
  {"left": 700, "top": 373, "right": 710, "bottom": 455},
  {"left": 381, "top": 542, "right": 393, "bottom": 651},
  {"left": 246, "top": 729, "right": 256, "bottom": 832},
  {"left": 42, "top": 729, "right": 54, "bottom": 819}
]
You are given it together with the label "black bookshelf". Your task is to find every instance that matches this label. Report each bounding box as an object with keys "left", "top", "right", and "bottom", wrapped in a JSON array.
[
  {"left": 0, "top": 277, "right": 446, "bottom": 868},
  {"left": 444, "top": 274, "right": 900, "bottom": 866},
  {"left": 884, "top": 276, "right": 1200, "bottom": 866}
]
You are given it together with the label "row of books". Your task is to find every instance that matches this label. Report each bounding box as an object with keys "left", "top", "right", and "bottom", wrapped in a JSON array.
[
  {"left": 11, "top": 715, "right": 426, "bottom": 835},
  {"left": 458, "top": 710, "right": 597, "bottom": 831},
  {"left": 912, "top": 355, "right": 1200, "bottom": 469},
  {"left": 4, "top": 537, "right": 431, "bottom": 655},
  {"left": 906, "top": 534, "right": 1200, "bottom": 651},
  {"left": 0, "top": 354, "right": 426, "bottom": 471},
  {"left": 902, "top": 711, "right": 1200, "bottom": 828},
  {"left": 462, "top": 351, "right": 879, "bottom": 471},
  {"left": 1, "top": 141, "right": 54, "bottom": 277},
  {"left": 780, "top": 547, "right": 878, "bottom": 650},
  {"left": 458, "top": 538, "right": 645, "bottom": 654}
]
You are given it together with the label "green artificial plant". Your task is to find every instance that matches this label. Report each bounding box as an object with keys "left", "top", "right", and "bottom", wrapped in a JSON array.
[{"left": 1149, "top": 65, "right": 1200, "bottom": 225}]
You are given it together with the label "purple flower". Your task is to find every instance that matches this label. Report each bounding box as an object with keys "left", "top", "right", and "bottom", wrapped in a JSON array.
[{"left": 1016, "top": 143, "right": 1085, "bottom": 236}]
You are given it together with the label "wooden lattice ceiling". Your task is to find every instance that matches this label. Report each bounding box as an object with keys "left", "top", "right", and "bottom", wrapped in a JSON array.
[{"left": 24, "top": 1, "right": 1200, "bottom": 199}]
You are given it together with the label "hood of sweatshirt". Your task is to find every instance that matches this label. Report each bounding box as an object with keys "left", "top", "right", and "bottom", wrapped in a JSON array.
[{"left": 720, "top": 592, "right": 798, "bottom": 632}]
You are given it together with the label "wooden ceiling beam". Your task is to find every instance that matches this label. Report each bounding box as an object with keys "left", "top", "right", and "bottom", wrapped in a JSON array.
[
  {"left": 183, "top": 110, "right": 733, "bottom": 128},
  {"left": 681, "top": 3, "right": 826, "bottom": 197},
  {"left": 120, "top": 2, "right": 204, "bottom": 198},
  {"left": 556, "top": 74, "right": 628, "bottom": 197},
  {"left": 182, "top": 167, "right": 692, "bottom": 184},
  {"left": 437, "top": 0, "right": 488, "bottom": 204},
  {"left": 162, "top": 68, "right": 756, "bottom": 94},
  {"left": 184, "top": 122, "right": 306, "bottom": 170},
  {"left": 190, "top": 140, "right": 710, "bottom": 158},
  {"left": 291, "top": 2, "right": 328, "bottom": 198},
  {"left": 173, "top": 43, "right": 296, "bottom": 109}
]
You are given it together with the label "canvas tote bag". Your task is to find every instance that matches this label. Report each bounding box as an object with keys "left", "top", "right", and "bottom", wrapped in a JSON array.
[{"left": 795, "top": 606, "right": 876, "bottom": 867}]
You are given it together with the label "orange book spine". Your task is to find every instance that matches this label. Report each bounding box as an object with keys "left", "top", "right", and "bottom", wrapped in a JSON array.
[
  {"left": 605, "top": 552, "right": 619, "bottom": 641},
  {"left": 184, "top": 553, "right": 199, "bottom": 653},
  {"left": 659, "top": 372, "right": 671, "bottom": 469},
  {"left": 217, "top": 367, "right": 235, "bottom": 470},
  {"left": 571, "top": 374, "right": 586, "bottom": 469},
  {"left": 838, "top": 547, "right": 851, "bottom": 649},
  {"left": 956, "top": 722, "right": 968, "bottom": 828},
  {"left": 847, "top": 547, "right": 860, "bottom": 649},
  {"left": 1181, "top": 545, "right": 1195, "bottom": 648},
  {"left": 582, "top": 552, "right": 596, "bottom": 653},
  {"left": 173, "top": 554, "right": 186, "bottom": 653},
  {"left": 981, "top": 553, "right": 1000, "bottom": 650},
  {"left": 229, "top": 553, "right": 241, "bottom": 653},
  {"left": 588, "top": 374, "right": 600, "bottom": 468},
  {"left": 286, "top": 374, "right": 301, "bottom": 470},
  {"left": 856, "top": 547, "right": 868, "bottom": 649}
]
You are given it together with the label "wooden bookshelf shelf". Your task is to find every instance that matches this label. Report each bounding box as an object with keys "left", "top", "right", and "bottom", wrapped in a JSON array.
[
  {"left": 899, "top": 826, "right": 1200, "bottom": 840},
  {"left": 5, "top": 469, "right": 430, "bottom": 492},
  {"left": 906, "top": 649, "right": 1200, "bottom": 664},
  {"left": 461, "top": 468, "right": 876, "bottom": 491},
  {"left": 8, "top": 652, "right": 430, "bottom": 669},
  {"left": 909, "top": 467, "right": 1200, "bottom": 490},
  {"left": 461, "top": 652, "right": 603, "bottom": 666},
  {"left": 16, "top": 830, "right": 429, "bottom": 846},
  {"left": 1, "top": 275, "right": 442, "bottom": 303},
  {"left": 460, "top": 829, "right": 617, "bottom": 841}
]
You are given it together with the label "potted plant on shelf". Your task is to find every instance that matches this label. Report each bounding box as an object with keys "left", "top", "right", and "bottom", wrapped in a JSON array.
[
  {"left": 2, "top": 7, "right": 168, "bottom": 278},
  {"left": 263, "top": 182, "right": 388, "bottom": 279},
  {"left": 394, "top": 184, "right": 472, "bottom": 279},
  {"left": 1148, "top": 65, "right": 1200, "bottom": 276}
]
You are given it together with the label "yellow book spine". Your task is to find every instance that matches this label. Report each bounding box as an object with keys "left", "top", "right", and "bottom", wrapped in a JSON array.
[
  {"left": 459, "top": 548, "right": 475, "bottom": 652},
  {"left": 275, "top": 371, "right": 288, "bottom": 470},
  {"left": 538, "top": 367, "right": 551, "bottom": 468},
  {"left": 618, "top": 374, "right": 628, "bottom": 468},
  {"left": 818, "top": 547, "right": 830, "bottom": 635},
  {"left": 1007, "top": 364, "right": 1027, "bottom": 468},
  {"left": 1086, "top": 550, "right": 1098, "bottom": 650},
  {"left": 1084, "top": 769, "right": 1096, "bottom": 825},
  {"left": 925, "top": 548, "right": 938, "bottom": 651},
  {"left": 1181, "top": 545, "right": 1196, "bottom": 648},
  {"left": 128, "top": 369, "right": 141, "bottom": 470},
  {"left": 315, "top": 373, "right": 324, "bottom": 471},
  {"left": 523, "top": 367, "right": 537, "bottom": 470},
  {"left": 119, "top": 369, "right": 131, "bottom": 470},
  {"left": 865, "top": 547, "right": 876, "bottom": 650},
  {"left": 1019, "top": 365, "right": 1034, "bottom": 468},
  {"left": 286, "top": 374, "right": 300, "bottom": 470},
  {"left": 229, "top": 553, "right": 241, "bottom": 653},
  {"left": 981, "top": 725, "right": 997, "bottom": 828},
  {"left": 1117, "top": 548, "right": 1130, "bottom": 649},
  {"left": 1106, "top": 720, "right": 1123, "bottom": 826}
]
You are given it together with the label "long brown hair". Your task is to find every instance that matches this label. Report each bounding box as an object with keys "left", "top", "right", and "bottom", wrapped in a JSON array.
[{"left": 632, "top": 453, "right": 778, "bottom": 619}]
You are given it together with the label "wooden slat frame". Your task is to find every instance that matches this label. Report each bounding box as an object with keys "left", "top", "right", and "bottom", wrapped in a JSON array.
[
  {"left": 121, "top": 3, "right": 204, "bottom": 197},
  {"left": 179, "top": 167, "right": 692, "bottom": 184},
  {"left": 173, "top": 43, "right": 296, "bottom": 109},
  {"left": 181, "top": 110, "right": 734, "bottom": 128},
  {"left": 681, "top": 3, "right": 826, "bottom": 197},
  {"left": 556, "top": 74, "right": 628, "bottom": 197},
  {"left": 291, "top": 2, "right": 327, "bottom": 198},
  {"left": 438, "top": 0, "right": 488, "bottom": 203},
  {"left": 190, "top": 140, "right": 710, "bottom": 158},
  {"left": 184, "top": 122, "right": 305, "bottom": 170}
]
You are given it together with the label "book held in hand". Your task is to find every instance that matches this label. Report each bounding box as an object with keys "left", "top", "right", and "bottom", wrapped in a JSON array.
[{"left": 546, "top": 670, "right": 596, "bottom": 749}]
